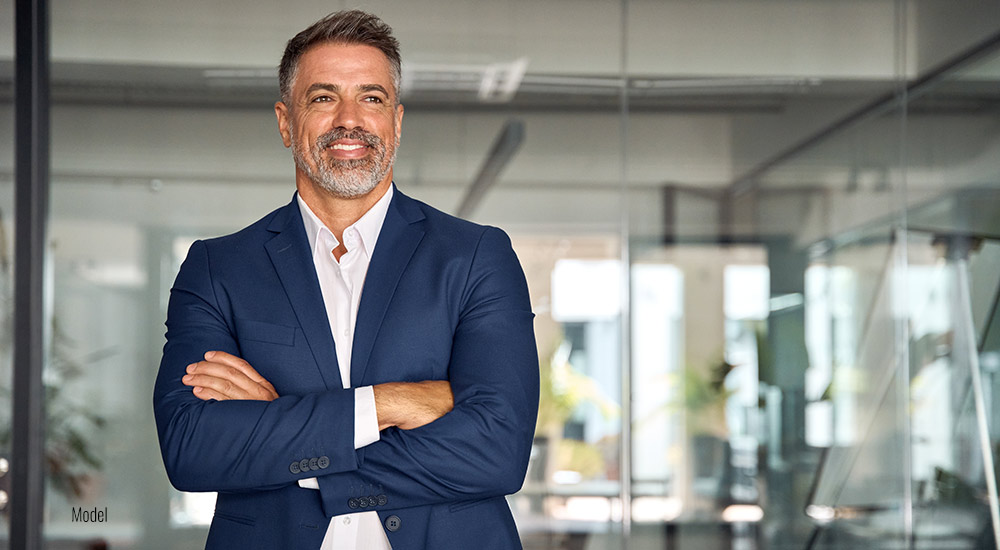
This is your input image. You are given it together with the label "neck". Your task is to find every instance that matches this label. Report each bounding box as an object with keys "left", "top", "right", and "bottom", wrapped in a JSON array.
[{"left": 296, "top": 174, "right": 392, "bottom": 242}]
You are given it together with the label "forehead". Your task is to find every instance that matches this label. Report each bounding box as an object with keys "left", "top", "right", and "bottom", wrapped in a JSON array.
[{"left": 293, "top": 42, "right": 395, "bottom": 93}]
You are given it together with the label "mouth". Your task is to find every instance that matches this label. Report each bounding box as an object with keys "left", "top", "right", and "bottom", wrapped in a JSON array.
[
  {"left": 324, "top": 139, "right": 371, "bottom": 160},
  {"left": 316, "top": 128, "right": 381, "bottom": 161},
  {"left": 329, "top": 143, "right": 367, "bottom": 152}
]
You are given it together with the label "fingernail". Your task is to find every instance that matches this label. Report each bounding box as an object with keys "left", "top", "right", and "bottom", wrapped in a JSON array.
[
  {"left": 186, "top": 364, "right": 196, "bottom": 373},
  {"left": 205, "top": 351, "right": 215, "bottom": 359},
  {"left": 182, "top": 375, "right": 192, "bottom": 383},
  {"left": 193, "top": 386, "right": 202, "bottom": 394}
]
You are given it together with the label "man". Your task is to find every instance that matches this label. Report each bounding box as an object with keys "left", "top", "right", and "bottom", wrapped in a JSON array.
[{"left": 153, "top": 10, "right": 539, "bottom": 550}]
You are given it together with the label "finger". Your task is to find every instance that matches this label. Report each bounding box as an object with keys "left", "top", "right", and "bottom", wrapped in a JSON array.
[
  {"left": 183, "top": 372, "right": 250, "bottom": 400},
  {"left": 204, "top": 351, "right": 271, "bottom": 385},
  {"left": 191, "top": 385, "right": 230, "bottom": 402},
  {"left": 187, "top": 362, "right": 257, "bottom": 395},
  {"left": 203, "top": 354, "right": 277, "bottom": 397},
  {"left": 184, "top": 369, "right": 277, "bottom": 401},
  {"left": 187, "top": 361, "right": 260, "bottom": 398}
]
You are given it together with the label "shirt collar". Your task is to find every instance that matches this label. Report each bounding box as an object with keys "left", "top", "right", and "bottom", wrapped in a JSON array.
[{"left": 296, "top": 184, "right": 394, "bottom": 259}]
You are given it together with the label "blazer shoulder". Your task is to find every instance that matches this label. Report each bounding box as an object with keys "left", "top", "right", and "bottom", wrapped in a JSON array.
[
  {"left": 199, "top": 199, "right": 295, "bottom": 253},
  {"left": 395, "top": 189, "right": 506, "bottom": 247}
]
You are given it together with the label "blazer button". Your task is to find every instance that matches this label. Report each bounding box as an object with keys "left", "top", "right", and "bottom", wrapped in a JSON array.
[
  {"left": 289, "top": 461, "right": 301, "bottom": 474},
  {"left": 318, "top": 456, "right": 330, "bottom": 469},
  {"left": 359, "top": 497, "right": 369, "bottom": 509},
  {"left": 299, "top": 459, "right": 311, "bottom": 472},
  {"left": 377, "top": 494, "right": 388, "bottom": 506},
  {"left": 385, "top": 515, "right": 401, "bottom": 532},
  {"left": 308, "top": 457, "right": 319, "bottom": 470},
  {"left": 348, "top": 498, "right": 360, "bottom": 509}
]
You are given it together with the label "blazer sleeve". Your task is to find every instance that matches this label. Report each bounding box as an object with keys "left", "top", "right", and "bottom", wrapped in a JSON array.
[
  {"left": 314, "top": 226, "right": 540, "bottom": 516},
  {"left": 153, "top": 239, "right": 360, "bottom": 492}
]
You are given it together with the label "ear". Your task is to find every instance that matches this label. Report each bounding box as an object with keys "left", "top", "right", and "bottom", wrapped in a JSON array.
[{"left": 274, "top": 101, "right": 292, "bottom": 148}]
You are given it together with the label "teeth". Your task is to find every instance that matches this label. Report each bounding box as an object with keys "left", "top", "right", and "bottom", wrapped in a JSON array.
[{"left": 330, "top": 143, "right": 365, "bottom": 151}]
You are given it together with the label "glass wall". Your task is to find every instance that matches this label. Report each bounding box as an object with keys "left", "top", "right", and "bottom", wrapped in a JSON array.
[
  {"left": 3, "top": 0, "right": 999, "bottom": 548},
  {"left": 739, "top": 3, "right": 1000, "bottom": 549}
]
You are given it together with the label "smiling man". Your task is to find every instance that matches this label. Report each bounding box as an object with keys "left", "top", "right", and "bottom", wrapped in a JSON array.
[{"left": 153, "top": 10, "right": 539, "bottom": 550}]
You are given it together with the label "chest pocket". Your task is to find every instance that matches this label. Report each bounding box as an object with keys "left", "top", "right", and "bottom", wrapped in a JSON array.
[
  {"left": 233, "top": 318, "right": 331, "bottom": 394},
  {"left": 235, "top": 318, "right": 296, "bottom": 346}
]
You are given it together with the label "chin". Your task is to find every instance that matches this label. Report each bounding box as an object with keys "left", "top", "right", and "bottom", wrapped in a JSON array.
[{"left": 317, "top": 180, "right": 380, "bottom": 199}]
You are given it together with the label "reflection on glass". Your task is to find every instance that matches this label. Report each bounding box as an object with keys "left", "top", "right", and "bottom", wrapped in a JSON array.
[
  {"left": 628, "top": 245, "right": 768, "bottom": 548},
  {"left": 509, "top": 236, "right": 623, "bottom": 547},
  {"left": 902, "top": 231, "right": 1000, "bottom": 547}
]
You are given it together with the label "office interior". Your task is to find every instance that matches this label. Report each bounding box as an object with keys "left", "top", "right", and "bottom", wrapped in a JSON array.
[{"left": 1, "top": 0, "right": 1000, "bottom": 548}]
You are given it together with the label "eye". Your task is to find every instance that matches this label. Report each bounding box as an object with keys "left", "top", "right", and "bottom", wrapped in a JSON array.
[
  {"left": 311, "top": 95, "right": 332, "bottom": 103},
  {"left": 363, "top": 96, "right": 384, "bottom": 104}
]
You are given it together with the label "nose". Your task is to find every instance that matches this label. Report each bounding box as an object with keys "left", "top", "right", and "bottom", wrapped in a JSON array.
[{"left": 332, "top": 100, "right": 362, "bottom": 130}]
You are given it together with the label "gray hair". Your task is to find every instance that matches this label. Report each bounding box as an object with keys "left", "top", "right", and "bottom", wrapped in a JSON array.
[{"left": 279, "top": 10, "right": 401, "bottom": 103}]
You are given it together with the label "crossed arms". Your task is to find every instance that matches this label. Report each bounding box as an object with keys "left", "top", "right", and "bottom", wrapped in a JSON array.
[
  {"left": 153, "top": 225, "right": 539, "bottom": 515},
  {"left": 181, "top": 350, "right": 454, "bottom": 431}
]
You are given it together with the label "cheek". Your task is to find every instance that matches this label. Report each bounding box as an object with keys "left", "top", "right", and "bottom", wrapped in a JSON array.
[
  {"left": 296, "top": 113, "right": 330, "bottom": 139},
  {"left": 378, "top": 117, "right": 400, "bottom": 142},
  {"left": 295, "top": 126, "right": 323, "bottom": 149}
]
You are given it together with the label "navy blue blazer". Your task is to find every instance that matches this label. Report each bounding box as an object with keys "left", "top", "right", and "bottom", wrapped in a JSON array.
[{"left": 153, "top": 187, "right": 539, "bottom": 549}]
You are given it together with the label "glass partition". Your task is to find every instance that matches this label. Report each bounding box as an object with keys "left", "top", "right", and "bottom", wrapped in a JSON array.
[
  {"left": 743, "top": 3, "right": 1000, "bottom": 549},
  {"left": 626, "top": 0, "right": 912, "bottom": 547},
  {"left": 896, "top": 37, "right": 1000, "bottom": 549}
]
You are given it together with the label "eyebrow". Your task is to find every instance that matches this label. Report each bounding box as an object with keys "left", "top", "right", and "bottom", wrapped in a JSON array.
[
  {"left": 358, "top": 84, "right": 391, "bottom": 97},
  {"left": 305, "top": 83, "right": 340, "bottom": 96},
  {"left": 304, "top": 83, "right": 392, "bottom": 97}
]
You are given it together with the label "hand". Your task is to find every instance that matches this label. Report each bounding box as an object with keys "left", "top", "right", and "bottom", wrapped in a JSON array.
[
  {"left": 182, "top": 351, "right": 279, "bottom": 402},
  {"left": 373, "top": 380, "right": 453, "bottom": 430}
]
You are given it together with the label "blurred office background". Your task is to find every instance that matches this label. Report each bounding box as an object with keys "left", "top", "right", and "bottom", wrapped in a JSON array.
[{"left": 2, "top": 0, "right": 1000, "bottom": 548}]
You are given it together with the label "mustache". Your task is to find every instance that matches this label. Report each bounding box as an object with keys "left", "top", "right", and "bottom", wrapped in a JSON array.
[{"left": 316, "top": 128, "right": 382, "bottom": 150}]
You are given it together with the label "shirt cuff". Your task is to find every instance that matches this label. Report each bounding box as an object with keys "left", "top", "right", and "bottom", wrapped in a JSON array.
[
  {"left": 297, "top": 387, "right": 379, "bottom": 492},
  {"left": 297, "top": 477, "right": 319, "bottom": 489},
  {"left": 354, "top": 385, "right": 380, "bottom": 449}
]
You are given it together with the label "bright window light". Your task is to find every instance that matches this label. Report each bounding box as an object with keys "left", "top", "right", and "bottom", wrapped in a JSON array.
[
  {"left": 724, "top": 265, "right": 769, "bottom": 320},
  {"left": 632, "top": 496, "right": 683, "bottom": 522},
  {"left": 171, "top": 491, "right": 216, "bottom": 527},
  {"left": 721, "top": 504, "right": 764, "bottom": 523},
  {"left": 551, "top": 259, "right": 622, "bottom": 321}
]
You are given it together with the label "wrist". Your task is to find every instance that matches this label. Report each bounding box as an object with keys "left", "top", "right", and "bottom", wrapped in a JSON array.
[{"left": 373, "top": 382, "right": 400, "bottom": 430}]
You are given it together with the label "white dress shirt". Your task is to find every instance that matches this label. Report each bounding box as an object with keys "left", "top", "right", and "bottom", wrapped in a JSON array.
[{"left": 295, "top": 185, "right": 394, "bottom": 550}]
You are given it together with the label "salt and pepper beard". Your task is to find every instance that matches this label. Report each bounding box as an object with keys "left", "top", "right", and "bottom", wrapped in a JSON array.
[{"left": 291, "top": 125, "right": 399, "bottom": 199}]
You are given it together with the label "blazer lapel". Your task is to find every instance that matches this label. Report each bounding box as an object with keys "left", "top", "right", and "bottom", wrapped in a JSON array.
[
  {"left": 264, "top": 197, "right": 342, "bottom": 390},
  {"left": 351, "top": 190, "right": 426, "bottom": 387}
]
